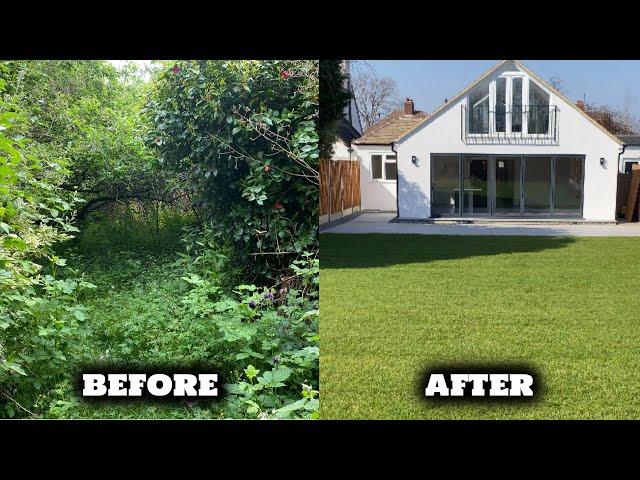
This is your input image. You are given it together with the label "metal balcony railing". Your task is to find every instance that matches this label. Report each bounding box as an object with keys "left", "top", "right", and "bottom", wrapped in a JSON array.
[{"left": 461, "top": 104, "right": 559, "bottom": 144}]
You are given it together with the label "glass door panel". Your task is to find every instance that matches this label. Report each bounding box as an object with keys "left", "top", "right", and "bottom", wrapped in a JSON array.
[
  {"left": 554, "top": 156, "right": 583, "bottom": 214},
  {"left": 494, "top": 156, "right": 521, "bottom": 214},
  {"left": 462, "top": 156, "right": 489, "bottom": 215},
  {"left": 523, "top": 156, "right": 551, "bottom": 213},
  {"left": 431, "top": 155, "right": 460, "bottom": 216}
]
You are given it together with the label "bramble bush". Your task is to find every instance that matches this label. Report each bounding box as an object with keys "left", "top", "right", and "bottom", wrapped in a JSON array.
[{"left": 174, "top": 236, "right": 319, "bottom": 419}]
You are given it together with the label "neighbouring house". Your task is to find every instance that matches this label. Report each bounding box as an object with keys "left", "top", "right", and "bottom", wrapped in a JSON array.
[
  {"left": 617, "top": 135, "right": 640, "bottom": 174},
  {"left": 352, "top": 60, "right": 631, "bottom": 222},
  {"left": 331, "top": 60, "right": 362, "bottom": 162},
  {"left": 320, "top": 61, "right": 363, "bottom": 224},
  {"left": 353, "top": 102, "right": 428, "bottom": 211}
]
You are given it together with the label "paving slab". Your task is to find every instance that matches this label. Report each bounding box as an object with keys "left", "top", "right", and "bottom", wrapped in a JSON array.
[{"left": 321, "top": 213, "right": 640, "bottom": 236}]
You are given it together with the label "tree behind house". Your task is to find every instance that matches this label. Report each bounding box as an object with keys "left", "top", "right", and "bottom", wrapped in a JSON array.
[{"left": 351, "top": 62, "right": 401, "bottom": 129}]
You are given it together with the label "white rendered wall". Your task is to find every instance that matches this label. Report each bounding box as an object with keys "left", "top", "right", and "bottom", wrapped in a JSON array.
[
  {"left": 331, "top": 139, "right": 353, "bottom": 161},
  {"left": 353, "top": 144, "right": 397, "bottom": 211},
  {"left": 396, "top": 95, "right": 621, "bottom": 221}
]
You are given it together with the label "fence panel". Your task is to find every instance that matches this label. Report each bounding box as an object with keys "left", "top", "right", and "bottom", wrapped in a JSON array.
[{"left": 319, "top": 158, "right": 360, "bottom": 222}]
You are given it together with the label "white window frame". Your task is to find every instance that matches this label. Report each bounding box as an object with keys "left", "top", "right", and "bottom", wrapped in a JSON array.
[
  {"left": 370, "top": 152, "right": 397, "bottom": 182},
  {"left": 466, "top": 73, "right": 555, "bottom": 138},
  {"left": 622, "top": 158, "right": 640, "bottom": 174}
]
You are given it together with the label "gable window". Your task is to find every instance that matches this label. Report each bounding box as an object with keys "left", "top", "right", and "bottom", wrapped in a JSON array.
[
  {"left": 469, "top": 87, "right": 490, "bottom": 134},
  {"left": 528, "top": 81, "right": 550, "bottom": 134},
  {"left": 371, "top": 154, "right": 397, "bottom": 181},
  {"left": 512, "top": 77, "right": 523, "bottom": 133},
  {"left": 465, "top": 74, "right": 554, "bottom": 141},
  {"left": 495, "top": 77, "right": 507, "bottom": 133}
]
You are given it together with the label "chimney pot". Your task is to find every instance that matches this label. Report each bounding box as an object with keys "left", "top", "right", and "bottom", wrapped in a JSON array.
[
  {"left": 404, "top": 98, "right": 414, "bottom": 115},
  {"left": 576, "top": 100, "right": 585, "bottom": 111}
]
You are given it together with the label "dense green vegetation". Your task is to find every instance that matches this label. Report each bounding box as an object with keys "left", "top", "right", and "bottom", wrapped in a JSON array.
[
  {"left": 321, "top": 234, "right": 640, "bottom": 419},
  {"left": 0, "top": 60, "right": 318, "bottom": 419}
]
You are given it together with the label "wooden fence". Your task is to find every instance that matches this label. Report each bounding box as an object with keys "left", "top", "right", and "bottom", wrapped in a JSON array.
[
  {"left": 319, "top": 158, "right": 361, "bottom": 223},
  {"left": 617, "top": 173, "right": 631, "bottom": 218},
  {"left": 618, "top": 165, "right": 640, "bottom": 221}
]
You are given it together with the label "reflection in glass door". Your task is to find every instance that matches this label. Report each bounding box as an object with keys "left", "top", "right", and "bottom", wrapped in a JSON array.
[
  {"left": 462, "top": 156, "right": 489, "bottom": 214},
  {"left": 494, "top": 156, "right": 521, "bottom": 214},
  {"left": 554, "top": 156, "right": 583, "bottom": 214},
  {"left": 523, "top": 156, "right": 551, "bottom": 213},
  {"left": 430, "top": 154, "right": 584, "bottom": 218},
  {"left": 431, "top": 155, "right": 460, "bottom": 216}
]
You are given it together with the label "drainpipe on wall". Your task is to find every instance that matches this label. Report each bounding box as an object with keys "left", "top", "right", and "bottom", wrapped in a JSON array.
[
  {"left": 616, "top": 143, "right": 627, "bottom": 221},
  {"left": 617, "top": 143, "right": 627, "bottom": 174},
  {"left": 391, "top": 141, "right": 399, "bottom": 218}
]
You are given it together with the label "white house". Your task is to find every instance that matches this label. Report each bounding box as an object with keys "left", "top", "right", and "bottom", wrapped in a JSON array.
[
  {"left": 617, "top": 135, "right": 640, "bottom": 174},
  {"left": 353, "top": 60, "right": 628, "bottom": 222}
]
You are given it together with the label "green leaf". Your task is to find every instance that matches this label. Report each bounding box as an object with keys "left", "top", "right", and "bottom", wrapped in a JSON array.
[
  {"left": 2, "top": 362, "right": 27, "bottom": 376},
  {"left": 244, "top": 364, "right": 259, "bottom": 380},
  {"left": 3, "top": 235, "right": 27, "bottom": 251}
]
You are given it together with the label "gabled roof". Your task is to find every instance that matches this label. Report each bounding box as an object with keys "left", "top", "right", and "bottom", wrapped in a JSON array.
[
  {"left": 392, "top": 60, "right": 623, "bottom": 146},
  {"left": 338, "top": 117, "right": 361, "bottom": 146},
  {"left": 353, "top": 108, "right": 428, "bottom": 145}
]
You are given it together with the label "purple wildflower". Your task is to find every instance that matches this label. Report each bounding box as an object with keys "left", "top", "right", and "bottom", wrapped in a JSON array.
[{"left": 248, "top": 300, "right": 256, "bottom": 308}]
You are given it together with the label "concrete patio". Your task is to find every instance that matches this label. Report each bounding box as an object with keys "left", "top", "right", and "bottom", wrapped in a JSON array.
[{"left": 321, "top": 212, "right": 640, "bottom": 236}]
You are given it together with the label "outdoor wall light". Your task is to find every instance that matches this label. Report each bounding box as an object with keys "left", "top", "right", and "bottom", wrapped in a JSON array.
[
  {"left": 412, "top": 155, "right": 419, "bottom": 166},
  {"left": 600, "top": 157, "right": 607, "bottom": 168}
]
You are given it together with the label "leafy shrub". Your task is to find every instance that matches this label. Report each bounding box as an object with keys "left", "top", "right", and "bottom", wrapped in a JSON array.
[
  {"left": 175, "top": 250, "right": 319, "bottom": 419},
  {"left": 146, "top": 60, "right": 319, "bottom": 281},
  {"left": 0, "top": 68, "right": 91, "bottom": 417}
]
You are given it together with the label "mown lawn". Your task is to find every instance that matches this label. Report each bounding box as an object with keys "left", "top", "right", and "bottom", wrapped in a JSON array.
[{"left": 320, "top": 234, "right": 640, "bottom": 419}]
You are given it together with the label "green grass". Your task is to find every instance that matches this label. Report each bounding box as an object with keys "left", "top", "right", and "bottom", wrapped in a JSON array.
[
  {"left": 320, "top": 234, "right": 640, "bottom": 419},
  {"left": 68, "top": 251, "right": 220, "bottom": 419}
]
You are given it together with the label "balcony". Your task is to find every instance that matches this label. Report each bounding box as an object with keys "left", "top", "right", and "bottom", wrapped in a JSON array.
[{"left": 461, "top": 104, "right": 558, "bottom": 145}]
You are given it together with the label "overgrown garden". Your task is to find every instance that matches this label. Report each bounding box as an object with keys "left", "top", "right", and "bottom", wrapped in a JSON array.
[{"left": 0, "top": 60, "right": 319, "bottom": 418}]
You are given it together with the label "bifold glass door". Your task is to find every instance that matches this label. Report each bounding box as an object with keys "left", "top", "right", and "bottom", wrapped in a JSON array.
[
  {"left": 430, "top": 155, "right": 584, "bottom": 217},
  {"left": 494, "top": 156, "right": 521, "bottom": 214},
  {"left": 553, "top": 156, "right": 583, "bottom": 214},
  {"left": 523, "top": 156, "right": 552, "bottom": 214},
  {"left": 462, "top": 156, "right": 489, "bottom": 214},
  {"left": 431, "top": 155, "right": 460, "bottom": 216}
]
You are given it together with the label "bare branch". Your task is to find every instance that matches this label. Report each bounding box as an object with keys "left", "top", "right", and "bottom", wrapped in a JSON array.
[{"left": 351, "top": 61, "right": 402, "bottom": 129}]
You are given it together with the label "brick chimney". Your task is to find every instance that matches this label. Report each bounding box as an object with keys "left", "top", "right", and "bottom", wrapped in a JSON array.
[
  {"left": 404, "top": 98, "right": 414, "bottom": 115},
  {"left": 576, "top": 100, "right": 585, "bottom": 111}
]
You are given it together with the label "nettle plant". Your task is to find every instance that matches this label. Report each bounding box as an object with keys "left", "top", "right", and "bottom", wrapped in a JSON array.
[
  {"left": 174, "top": 248, "right": 319, "bottom": 419},
  {"left": 0, "top": 72, "right": 93, "bottom": 417},
  {"left": 146, "top": 60, "right": 319, "bottom": 280}
]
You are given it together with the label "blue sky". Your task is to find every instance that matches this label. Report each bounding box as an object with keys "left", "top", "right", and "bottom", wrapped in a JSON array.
[{"left": 365, "top": 60, "right": 640, "bottom": 119}]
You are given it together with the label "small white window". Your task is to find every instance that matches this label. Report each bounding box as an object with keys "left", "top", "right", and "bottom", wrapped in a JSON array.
[{"left": 371, "top": 154, "right": 397, "bottom": 181}]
